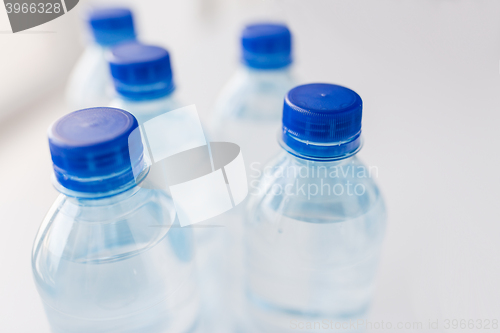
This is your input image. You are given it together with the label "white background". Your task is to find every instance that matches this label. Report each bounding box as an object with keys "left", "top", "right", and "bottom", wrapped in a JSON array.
[{"left": 1, "top": 0, "right": 499, "bottom": 332}]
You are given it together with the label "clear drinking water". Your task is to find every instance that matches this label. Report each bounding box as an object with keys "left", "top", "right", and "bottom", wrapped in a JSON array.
[
  {"left": 66, "top": 8, "right": 136, "bottom": 110},
  {"left": 205, "top": 23, "right": 297, "bottom": 332},
  {"left": 32, "top": 107, "right": 200, "bottom": 333},
  {"left": 107, "top": 43, "right": 215, "bottom": 332},
  {"left": 32, "top": 189, "right": 199, "bottom": 333},
  {"left": 243, "top": 84, "right": 386, "bottom": 332}
]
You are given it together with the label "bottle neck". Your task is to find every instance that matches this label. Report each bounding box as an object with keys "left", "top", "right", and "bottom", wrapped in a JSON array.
[
  {"left": 279, "top": 132, "right": 363, "bottom": 162},
  {"left": 52, "top": 167, "right": 149, "bottom": 202},
  {"left": 92, "top": 42, "right": 125, "bottom": 51},
  {"left": 284, "top": 149, "right": 359, "bottom": 168},
  {"left": 91, "top": 30, "right": 136, "bottom": 49},
  {"left": 116, "top": 92, "right": 180, "bottom": 124},
  {"left": 118, "top": 90, "right": 176, "bottom": 107},
  {"left": 241, "top": 64, "right": 293, "bottom": 82},
  {"left": 113, "top": 80, "right": 175, "bottom": 102}
]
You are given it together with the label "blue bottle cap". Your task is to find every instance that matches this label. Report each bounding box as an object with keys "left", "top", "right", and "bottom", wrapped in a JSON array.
[
  {"left": 87, "top": 7, "right": 136, "bottom": 46},
  {"left": 48, "top": 107, "right": 145, "bottom": 193},
  {"left": 241, "top": 23, "right": 292, "bottom": 69},
  {"left": 108, "top": 42, "right": 175, "bottom": 100},
  {"left": 280, "top": 83, "right": 363, "bottom": 160}
]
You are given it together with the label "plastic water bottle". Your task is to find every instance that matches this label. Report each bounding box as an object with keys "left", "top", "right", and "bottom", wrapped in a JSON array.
[
  {"left": 108, "top": 42, "right": 182, "bottom": 125},
  {"left": 66, "top": 8, "right": 136, "bottom": 109},
  {"left": 107, "top": 42, "right": 195, "bottom": 196},
  {"left": 32, "top": 107, "right": 200, "bottom": 333},
  {"left": 244, "top": 84, "right": 387, "bottom": 332},
  {"left": 107, "top": 42, "right": 217, "bottom": 332},
  {"left": 202, "top": 23, "right": 297, "bottom": 331},
  {"left": 211, "top": 23, "right": 296, "bottom": 169}
]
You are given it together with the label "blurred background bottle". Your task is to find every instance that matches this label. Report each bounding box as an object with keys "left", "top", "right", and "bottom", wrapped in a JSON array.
[
  {"left": 66, "top": 8, "right": 136, "bottom": 110},
  {"left": 108, "top": 42, "right": 181, "bottom": 124},
  {"left": 108, "top": 42, "right": 220, "bottom": 333},
  {"left": 108, "top": 42, "right": 201, "bottom": 194},
  {"left": 195, "top": 23, "right": 298, "bottom": 332},
  {"left": 244, "top": 84, "right": 386, "bottom": 332},
  {"left": 32, "top": 107, "right": 200, "bottom": 333},
  {"left": 210, "top": 22, "right": 296, "bottom": 169}
]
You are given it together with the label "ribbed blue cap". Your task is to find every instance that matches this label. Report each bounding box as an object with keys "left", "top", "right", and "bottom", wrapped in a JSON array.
[
  {"left": 87, "top": 8, "right": 136, "bottom": 46},
  {"left": 281, "top": 83, "right": 363, "bottom": 160},
  {"left": 48, "top": 107, "right": 145, "bottom": 193},
  {"left": 241, "top": 23, "right": 292, "bottom": 69},
  {"left": 108, "top": 42, "right": 175, "bottom": 100}
]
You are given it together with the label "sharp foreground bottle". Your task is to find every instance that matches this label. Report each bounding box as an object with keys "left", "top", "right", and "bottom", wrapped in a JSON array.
[
  {"left": 32, "top": 107, "right": 199, "bottom": 333},
  {"left": 66, "top": 8, "right": 136, "bottom": 109},
  {"left": 244, "top": 84, "right": 387, "bottom": 332}
]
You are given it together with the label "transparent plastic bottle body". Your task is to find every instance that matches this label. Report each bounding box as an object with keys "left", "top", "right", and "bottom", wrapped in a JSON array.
[
  {"left": 114, "top": 94, "right": 219, "bottom": 333},
  {"left": 244, "top": 152, "right": 386, "bottom": 332},
  {"left": 66, "top": 45, "right": 115, "bottom": 110},
  {"left": 202, "top": 66, "right": 296, "bottom": 331},
  {"left": 32, "top": 183, "right": 200, "bottom": 333}
]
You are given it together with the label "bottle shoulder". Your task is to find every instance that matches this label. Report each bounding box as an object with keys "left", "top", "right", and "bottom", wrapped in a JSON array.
[
  {"left": 248, "top": 153, "right": 386, "bottom": 224},
  {"left": 31, "top": 188, "right": 197, "bottom": 320},
  {"left": 32, "top": 188, "right": 176, "bottom": 266}
]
